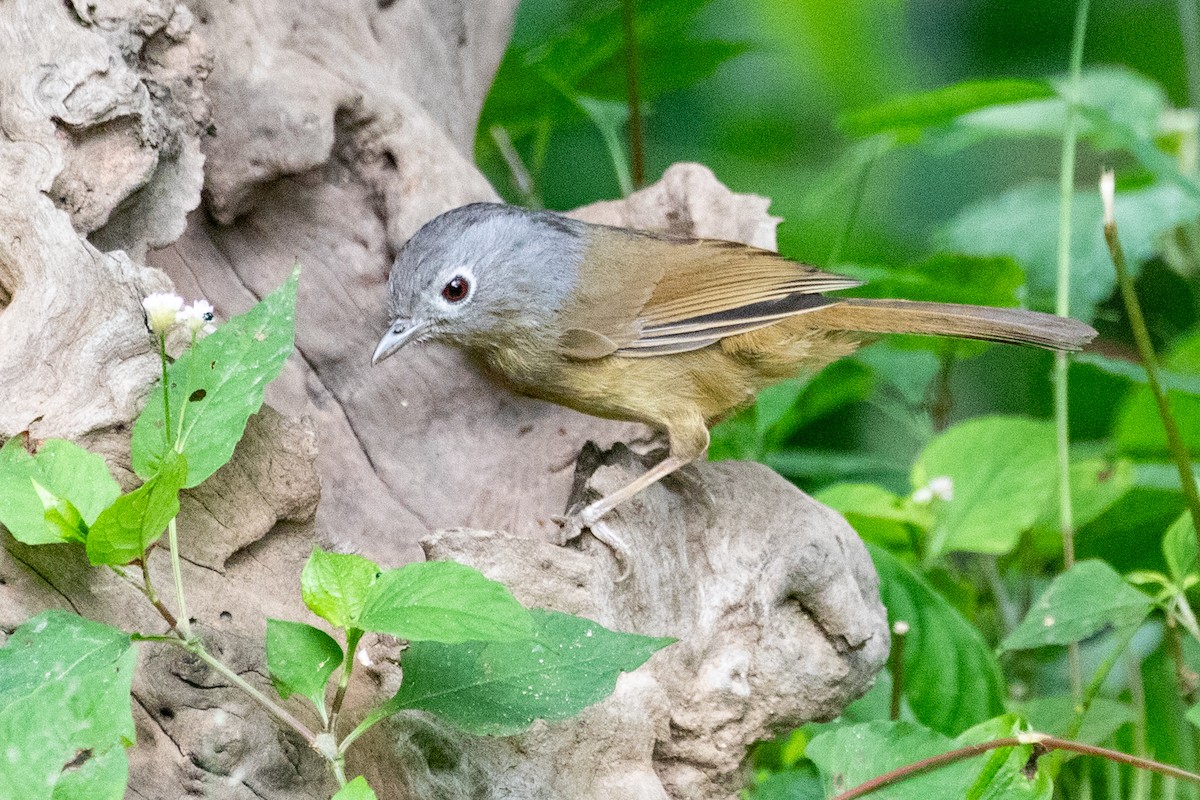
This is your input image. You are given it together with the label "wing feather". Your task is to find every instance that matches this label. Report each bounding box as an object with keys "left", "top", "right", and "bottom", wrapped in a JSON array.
[{"left": 557, "top": 227, "right": 858, "bottom": 359}]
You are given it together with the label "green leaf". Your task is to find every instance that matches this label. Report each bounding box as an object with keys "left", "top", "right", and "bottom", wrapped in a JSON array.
[
  {"left": 1115, "top": 331, "right": 1200, "bottom": 458},
  {"left": 300, "top": 547, "right": 381, "bottom": 630},
  {"left": 1001, "top": 561, "right": 1153, "bottom": 651},
  {"left": 0, "top": 437, "right": 120, "bottom": 545},
  {"left": 1076, "top": 352, "right": 1200, "bottom": 396},
  {"left": 1187, "top": 702, "right": 1200, "bottom": 731},
  {"left": 839, "top": 254, "right": 1025, "bottom": 308},
  {"left": 85, "top": 451, "right": 188, "bottom": 566},
  {"left": 131, "top": 268, "right": 298, "bottom": 488},
  {"left": 838, "top": 79, "right": 1054, "bottom": 138},
  {"left": 937, "top": 182, "right": 1200, "bottom": 323},
  {"left": 869, "top": 545, "right": 1004, "bottom": 735},
  {"left": 389, "top": 609, "right": 672, "bottom": 735},
  {"left": 1164, "top": 512, "right": 1198, "bottom": 585},
  {"left": 331, "top": 776, "right": 378, "bottom": 800},
  {"left": 817, "top": 484, "right": 930, "bottom": 549},
  {"left": 913, "top": 416, "right": 1057, "bottom": 557},
  {"left": 266, "top": 619, "right": 343, "bottom": 713},
  {"left": 0, "top": 611, "right": 136, "bottom": 800},
  {"left": 1029, "top": 457, "right": 1136, "bottom": 549},
  {"left": 1014, "top": 696, "right": 1135, "bottom": 748},
  {"left": 806, "top": 716, "right": 1050, "bottom": 799},
  {"left": 358, "top": 561, "right": 532, "bottom": 643}
]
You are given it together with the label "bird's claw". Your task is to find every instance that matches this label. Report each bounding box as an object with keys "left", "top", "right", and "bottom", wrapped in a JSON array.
[{"left": 552, "top": 506, "right": 632, "bottom": 581}]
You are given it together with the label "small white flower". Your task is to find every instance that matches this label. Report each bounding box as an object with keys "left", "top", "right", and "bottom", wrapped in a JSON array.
[
  {"left": 176, "top": 299, "right": 215, "bottom": 333},
  {"left": 928, "top": 476, "right": 954, "bottom": 502},
  {"left": 912, "top": 475, "right": 954, "bottom": 504},
  {"left": 142, "top": 293, "right": 184, "bottom": 334},
  {"left": 1100, "top": 169, "right": 1116, "bottom": 227}
]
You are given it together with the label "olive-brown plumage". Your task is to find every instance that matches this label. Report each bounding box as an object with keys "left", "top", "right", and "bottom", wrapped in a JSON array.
[{"left": 373, "top": 202, "right": 1096, "bottom": 565}]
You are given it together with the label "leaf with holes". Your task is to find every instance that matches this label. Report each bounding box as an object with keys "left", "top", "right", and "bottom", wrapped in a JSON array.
[
  {"left": 0, "top": 611, "right": 136, "bottom": 800},
  {"left": 131, "top": 268, "right": 298, "bottom": 488}
]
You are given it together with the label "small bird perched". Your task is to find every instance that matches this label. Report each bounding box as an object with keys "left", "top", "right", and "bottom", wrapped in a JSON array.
[{"left": 373, "top": 203, "right": 1096, "bottom": 561}]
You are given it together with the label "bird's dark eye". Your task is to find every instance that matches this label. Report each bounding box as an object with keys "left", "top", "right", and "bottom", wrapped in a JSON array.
[{"left": 441, "top": 276, "right": 470, "bottom": 303}]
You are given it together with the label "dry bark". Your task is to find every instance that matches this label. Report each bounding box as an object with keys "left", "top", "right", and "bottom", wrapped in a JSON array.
[{"left": 0, "top": 2, "right": 888, "bottom": 798}]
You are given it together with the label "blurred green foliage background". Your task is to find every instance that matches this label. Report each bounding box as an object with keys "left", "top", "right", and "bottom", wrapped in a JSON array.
[{"left": 475, "top": 2, "right": 1200, "bottom": 797}]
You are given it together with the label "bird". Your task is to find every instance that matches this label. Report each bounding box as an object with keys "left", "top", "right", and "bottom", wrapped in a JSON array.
[{"left": 373, "top": 202, "right": 1096, "bottom": 566}]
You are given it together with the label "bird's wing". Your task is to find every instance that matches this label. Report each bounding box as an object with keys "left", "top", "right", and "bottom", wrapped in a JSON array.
[{"left": 558, "top": 228, "right": 861, "bottom": 359}]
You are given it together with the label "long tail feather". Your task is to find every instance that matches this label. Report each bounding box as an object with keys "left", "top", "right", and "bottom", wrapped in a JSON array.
[{"left": 802, "top": 299, "right": 1096, "bottom": 352}]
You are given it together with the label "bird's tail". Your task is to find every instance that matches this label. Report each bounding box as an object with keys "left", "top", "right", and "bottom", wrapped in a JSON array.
[{"left": 800, "top": 298, "right": 1096, "bottom": 351}]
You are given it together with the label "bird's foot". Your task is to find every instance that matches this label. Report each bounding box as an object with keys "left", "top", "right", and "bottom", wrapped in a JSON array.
[{"left": 552, "top": 504, "right": 632, "bottom": 581}]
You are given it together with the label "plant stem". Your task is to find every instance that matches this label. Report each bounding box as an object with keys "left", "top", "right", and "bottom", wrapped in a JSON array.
[
  {"left": 1104, "top": 202, "right": 1200, "bottom": 559},
  {"left": 1179, "top": 0, "right": 1200, "bottom": 108},
  {"left": 157, "top": 333, "right": 173, "bottom": 447},
  {"left": 166, "top": 517, "right": 191, "bottom": 640},
  {"left": 140, "top": 561, "right": 181, "bottom": 632},
  {"left": 888, "top": 621, "right": 907, "bottom": 721},
  {"left": 328, "top": 628, "right": 363, "bottom": 736},
  {"left": 338, "top": 703, "right": 393, "bottom": 757},
  {"left": 177, "top": 639, "right": 319, "bottom": 749},
  {"left": 1056, "top": 0, "right": 1091, "bottom": 706},
  {"left": 827, "top": 140, "right": 882, "bottom": 267},
  {"left": 831, "top": 734, "right": 1200, "bottom": 800},
  {"left": 621, "top": 0, "right": 644, "bottom": 188}
]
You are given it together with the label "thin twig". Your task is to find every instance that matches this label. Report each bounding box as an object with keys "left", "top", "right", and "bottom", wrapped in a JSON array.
[
  {"left": 1103, "top": 180, "right": 1200, "bottom": 562},
  {"left": 831, "top": 734, "right": 1200, "bottom": 800},
  {"left": 170, "top": 638, "right": 319, "bottom": 749},
  {"left": 328, "top": 628, "right": 362, "bottom": 736},
  {"left": 1055, "top": 0, "right": 1092, "bottom": 706},
  {"left": 167, "top": 517, "right": 191, "bottom": 640},
  {"left": 888, "top": 620, "right": 908, "bottom": 721},
  {"left": 621, "top": 0, "right": 644, "bottom": 188}
]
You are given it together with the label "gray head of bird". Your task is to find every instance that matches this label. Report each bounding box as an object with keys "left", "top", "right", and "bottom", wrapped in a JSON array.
[{"left": 372, "top": 202, "right": 588, "bottom": 364}]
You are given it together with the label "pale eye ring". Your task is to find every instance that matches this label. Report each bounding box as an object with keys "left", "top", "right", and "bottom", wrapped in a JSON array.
[{"left": 441, "top": 275, "right": 470, "bottom": 303}]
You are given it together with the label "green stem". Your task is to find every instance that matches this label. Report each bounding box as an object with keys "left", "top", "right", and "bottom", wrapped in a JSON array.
[
  {"left": 167, "top": 517, "right": 191, "bottom": 640},
  {"left": 157, "top": 333, "right": 173, "bottom": 447},
  {"left": 831, "top": 734, "right": 1200, "bottom": 800},
  {"left": 827, "top": 139, "right": 883, "bottom": 267},
  {"left": 179, "top": 639, "right": 319, "bottom": 749},
  {"left": 1104, "top": 212, "right": 1200, "bottom": 562},
  {"left": 1056, "top": 0, "right": 1091, "bottom": 706},
  {"left": 338, "top": 703, "right": 394, "bottom": 757},
  {"left": 1178, "top": 0, "right": 1200, "bottom": 108},
  {"left": 622, "top": 0, "right": 644, "bottom": 188},
  {"left": 328, "top": 628, "right": 363, "bottom": 736}
]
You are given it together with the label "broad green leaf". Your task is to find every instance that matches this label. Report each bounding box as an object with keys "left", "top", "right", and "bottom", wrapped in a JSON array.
[
  {"left": 838, "top": 254, "right": 1024, "bottom": 308},
  {"left": 1076, "top": 352, "right": 1200, "bottom": 396},
  {"left": 300, "top": 547, "right": 381, "bottom": 629},
  {"left": 870, "top": 545, "right": 1004, "bottom": 735},
  {"left": 332, "top": 777, "right": 378, "bottom": 800},
  {"left": 913, "top": 417, "right": 1057, "bottom": 557},
  {"left": 0, "top": 611, "right": 136, "bottom": 800},
  {"left": 837, "top": 79, "right": 1053, "bottom": 138},
  {"left": 1164, "top": 512, "right": 1199, "bottom": 585},
  {"left": 1014, "top": 696, "right": 1135, "bottom": 749},
  {"left": 389, "top": 609, "right": 672, "bottom": 735},
  {"left": 1029, "top": 458, "right": 1136, "bottom": 548},
  {"left": 746, "top": 769, "right": 824, "bottom": 800},
  {"left": 817, "top": 484, "right": 930, "bottom": 549},
  {"left": 358, "top": 561, "right": 532, "bottom": 643},
  {"left": 0, "top": 437, "right": 120, "bottom": 545},
  {"left": 131, "top": 268, "right": 298, "bottom": 487},
  {"left": 1115, "top": 331, "right": 1200, "bottom": 458},
  {"left": 85, "top": 451, "right": 188, "bottom": 566},
  {"left": 937, "top": 182, "right": 1200, "bottom": 323},
  {"left": 266, "top": 619, "right": 343, "bottom": 713},
  {"left": 1002, "top": 561, "right": 1153, "bottom": 651},
  {"left": 1187, "top": 702, "right": 1200, "bottom": 731},
  {"left": 807, "top": 715, "right": 1050, "bottom": 799}
]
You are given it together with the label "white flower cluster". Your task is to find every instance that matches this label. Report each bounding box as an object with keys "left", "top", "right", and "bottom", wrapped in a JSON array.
[
  {"left": 912, "top": 475, "right": 954, "bottom": 504},
  {"left": 142, "top": 293, "right": 215, "bottom": 336}
]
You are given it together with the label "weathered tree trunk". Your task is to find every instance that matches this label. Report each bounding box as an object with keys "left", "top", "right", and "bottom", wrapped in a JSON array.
[{"left": 0, "top": 2, "right": 889, "bottom": 798}]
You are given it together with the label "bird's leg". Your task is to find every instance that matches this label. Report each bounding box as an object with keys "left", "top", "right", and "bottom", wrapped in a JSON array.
[{"left": 556, "top": 421, "right": 709, "bottom": 578}]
